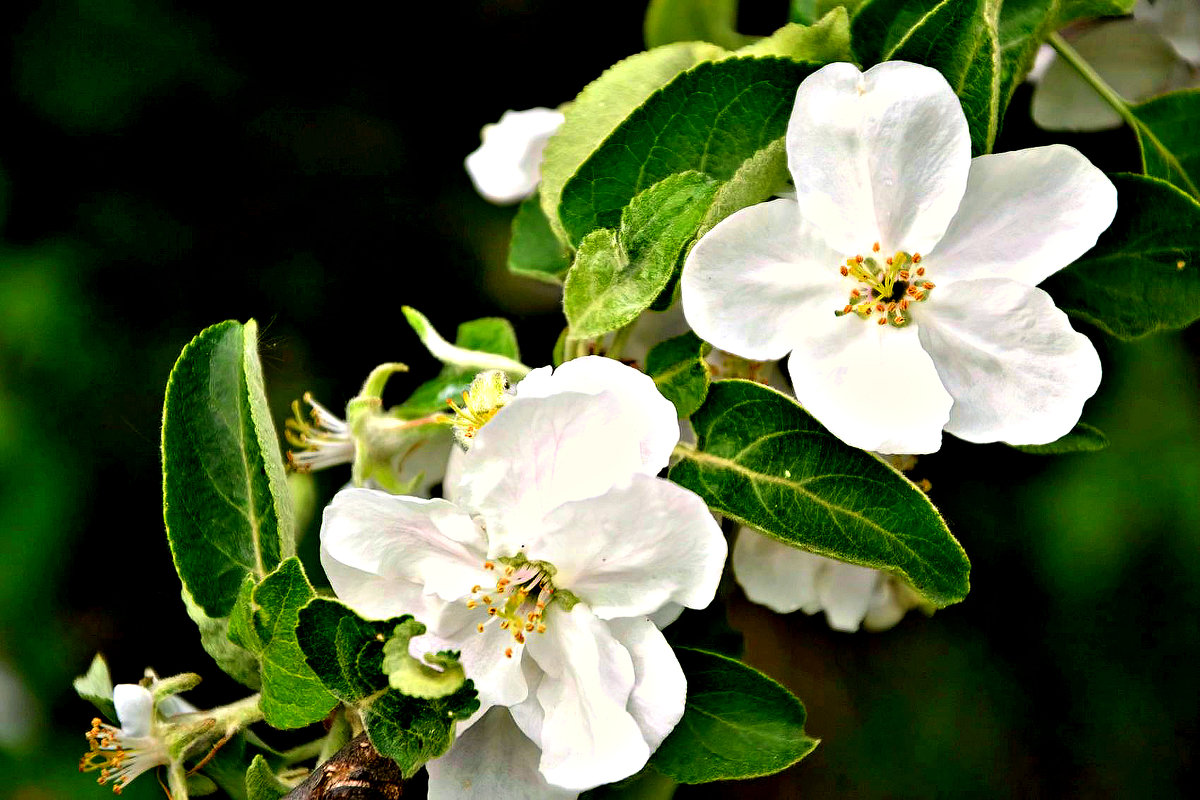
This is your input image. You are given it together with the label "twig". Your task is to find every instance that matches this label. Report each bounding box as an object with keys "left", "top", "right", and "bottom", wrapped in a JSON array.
[{"left": 282, "top": 733, "right": 410, "bottom": 799}]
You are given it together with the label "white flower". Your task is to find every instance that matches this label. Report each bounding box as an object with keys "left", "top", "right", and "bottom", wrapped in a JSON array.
[
  {"left": 80, "top": 684, "right": 174, "bottom": 794},
  {"left": 320, "top": 356, "right": 726, "bottom": 798},
  {"left": 465, "top": 108, "right": 565, "bottom": 205},
  {"left": 681, "top": 61, "right": 1116, "bottom": 455}
]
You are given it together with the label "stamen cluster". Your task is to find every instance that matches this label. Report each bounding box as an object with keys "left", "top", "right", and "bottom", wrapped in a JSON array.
[
  {"left": 285, "top": 393, "right": 355, "bottom": 471},
  {"left": 445, "top": 370, "right": 512, "bottom": 449},
  {"left": 79, "top": 717, "right": 168, "bottom": 795},
  {"left": 833, "top": 243, "right": 935, "bottom": 327},
  {"left": 466, "top": 559, "right": 556, "bottom": 658}
]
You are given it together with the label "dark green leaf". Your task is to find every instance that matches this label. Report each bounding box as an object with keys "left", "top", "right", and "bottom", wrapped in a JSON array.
[
  {"left": 396, "top": 316, "right": 521, "bottom": 418},
  {"left": 163, "top": 319, "right": 293, "bottom": 618},
  {"left": 645, "top": 331, "right": 712, "bottom": 418},
  {"left": 73, "top": 653, "right": 117, "bottom": 720},
  {"left": 1132, "top": 89, "right": 1200, "bottom": 200},
  {"left": 559, "top": 57, "right": 821, "bottom": 245},
  {"left": 296, "top": 598, "right": 479, "bottom": 777},
  {"left": 670, "top": 380, "right": 970, "bottom": 606},
  {"left": 644, "top": 0, "right": 752, "bottom": 50},
  {"left": 227, "top": 558, "right": 336, "bottom": 729},
  {"left": 581, "top": 766, "right": 678, "bottom": 799},
  {"left": 1044, "top": 173, "right": 1200, "bottom": 339},
  {"left": 508, "top": 191, "right": 571, "bottom": 283},
  {"left": 650, "top": 648, "right": 818, "bottom": 782},
  {"left": 1013, "top": 422, "right": 1110, "bottom": 454},
  {"left": 564, "top": 173, "right": 720, "bottom": 338},
  {"left": 245, "top": 755, "right": 289, "bottom": 800}
]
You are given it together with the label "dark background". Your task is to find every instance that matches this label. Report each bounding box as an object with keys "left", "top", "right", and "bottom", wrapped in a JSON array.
[{"left": 1, "top": 1, "right": 1197, "bottom": 797}]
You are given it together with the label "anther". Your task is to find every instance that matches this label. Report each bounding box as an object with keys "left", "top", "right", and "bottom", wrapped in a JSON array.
[
  {"left": 886, "top": 257, "right": 893, "bottom": 266},
  {"left": 484, "top": 562, "right": 494, "bottom": 570},
  {"left": 875, "top": 303, "right": 885, "bottom": 312},
  {"left": 476, "top": 623, "right": 485, "bottom": 633},
  {"left": 505, "top": 648, "right": 513, "bottom": 658},
  {"left": 487, "top": 607, "right": 498, "bottom": 616},
  {"left": 500, "top": 620, "right": 510, "bottom": 630},
  {"left": 855, "top": 254, "right": 864, "bottom": 264},
  {"left": 916, "top": 267, "right": 925, "bottom": 276},
  {"left": 481, "top": 595, "right": 493, "bottom": 604},
  {"left": 850, "top": 289, "right": 861, "bottom": 298},
  {"left": 898, "top": 270, "right": 909, "bottom": 280},
  {"left": 466, "top": 601, "right": 477, "bottom": 609},
  {"left": 872, "top": 242, "right": 880, "bottom": 252},
  {"left": 843, "top": 305, "right": 852, "bottom": 314},
  {"left": 912, "top": 253, "right": 922, "bottom": 263},
  {"left": 840, "top": 265, "right": 849, "bottom": 276},
  {"left": 877, "top": 316, "right": 887, "bottom": 325},
  {"left": 525, "top": 622, "right": 535, "bottom": 631},
  {"left": 923, "top": 281, "right": 935, "bottom": 289},
  {"left": 505, "top": 566, "right": 515, "bottom": 576},
  {"left": 471, "top": 585, "right": 481, "bottom": 593},
  {"left": 537, "top": 624, "right": 547, "bottom": 633},
  {"left": 515, "top": 632, "right": 526, "bottom": 644}
]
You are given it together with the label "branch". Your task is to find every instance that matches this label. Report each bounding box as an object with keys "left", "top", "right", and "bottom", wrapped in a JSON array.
[{"left": 282, "top": 733, "right": 411, "bottom": 799}]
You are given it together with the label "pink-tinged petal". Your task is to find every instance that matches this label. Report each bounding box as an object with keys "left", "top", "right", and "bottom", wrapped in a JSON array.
[
  {"left": 784, "top": 319, "right": 953, "bottom": 454},
  {"left": 526, "top": 606, "right": 647, "bottom": 791},
  {"left": 606, "top": 617, "right": 687, "bottom": 752},
  {"left": 427, "top": 707, "right": 576, "bottom": 800},
  {"left": 464, "top": 108, "right": 565, "bottom": 205},
  {"left": 788, "top": 61, "right": 971, "bottom": 256},
  {"left": 528, "top": 474, "right": 726, "bottom": 619},
  {"left": 916, "top": 279, "right": 1102, "bottom": 445},
  {"left": 682, "top": 198, "right": 846, "bottom": 362},
  {"left": 927, "top": 145, "right": 1118, "bottom": 287},
  {"left": 112, "top": 685, "right": 155, "bottom": 738},
  {"left": 732, "top": 527, "right": 822, "bottom": 614}
]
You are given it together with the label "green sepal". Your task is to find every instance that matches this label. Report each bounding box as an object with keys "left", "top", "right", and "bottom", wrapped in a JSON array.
[
  {"left": 187, "top": 773, "right": 220, "bottom": 796},
  {"left": 1012, "top": 422, "right": 1110, "bottom": 454},
  {"left": 650, "top": 648, "right": 818, "bottom": 782},
  {"left": 381, "top": 619, "right": 467, "bottom": 700},
  {"left": 73, "top": 653, "right": 117, "bottom": 720},
  {"left": 245, "top": 755, "right": 290, "bottom": 800},
  {"left": 645, "top": 331, "right": 712, "bottom": 418},
  {"left": 183, "top": 585, "right": 262, "bottom": 689},
  {"left": 508, "top": 190, "right": 571, "bottom": 283},
  {"left": 296, "top": 598, "right": 480, "bottom": 777},
  {"left": 670, "top": 380, "right": 970, "bottom": 606}
]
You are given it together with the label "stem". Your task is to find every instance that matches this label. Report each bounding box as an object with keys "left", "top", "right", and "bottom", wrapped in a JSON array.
[
  {"left": 282, "top": 733, "right": 410, "bottom": 799},
  {"left": 1047, "top": 32, "right": 1138, "bottom": 129},
  {"left": 281, "top": 738, "right": 327, "bottom": 765},
  {"left": 605, "top": 318, "right": 638, "bottom": 362}
]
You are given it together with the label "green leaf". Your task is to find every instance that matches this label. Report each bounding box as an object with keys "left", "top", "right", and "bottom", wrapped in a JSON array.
[
  {"left": 296, "top": 598, "right": 480, "bottom": 777},
  {"left": 381, "top": 618, "right": 466, "bottom": 699},
  {"left": 540, "top": 42, "right": 726, "bottom": 243},
  {"left": 245, "top": 755, "right": 289, "bottom": 800},
  {"left": 697, "top": 138, "right": 789, "bottom": 238},
  {"left": 650, "top": 648, "right": 818, "bottom": 782},
  {"left": 581, "top": 767, "right": 678, "bottom": 800},
  {"left": 853, "top": 0, "right": 1002, "bottom": 155},
  {"left": 564, "top": 172, "right": 720, "bottom": 338},
  {"left": 737, "top": 11, "right": 854, "bottom": 63},
  {"left": 670, "top": 380, "right": 970, "bottom": 606},
  {"left": 1132, "top": 89, "right": 1200, "bottom": 200},
  {"left": 1043, "top": 173, "right": 1200, "bottom": 339},
  {"left": 401, "top": 307, "right": 528, "bottom": 386},
  {"left": 227, "top": 558, "right": 336, "bottom": 729},
  {"left": 644, "top": 0, "right": 752, "bottom": 50},
  {"left": 163, "top": 319, "right": 294, "bottom": 618},
  {"left": 559, "top": 57, "right": 821, "bottom": 245},
  {"left": 508, "top": 190, "right": 572, "bottom": 283},
  {"left": 1013, "top": 422, "right": 1110, "bottom": 454},
  {"left": 183, "top": 585, "right": 262, "bottom": 689},
  {"left": 645, "top": 331, "right": 712, "bottom": 418},
  {"left": 73, "top": 653, "right": 117, "bottom": 720},
  {"left": 1057, "top": 0, "right": 1136, "bottom": 21}
]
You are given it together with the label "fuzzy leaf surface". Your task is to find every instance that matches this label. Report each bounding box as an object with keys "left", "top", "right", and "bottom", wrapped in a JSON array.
[
  {"left": 645, "top": 331, "right": 712, "bottom": 418},
  {"left": 1132, "top": 89, "right": 1200, "bottom": 201}
]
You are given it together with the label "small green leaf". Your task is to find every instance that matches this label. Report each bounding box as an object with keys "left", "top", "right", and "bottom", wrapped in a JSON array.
[
  {"left": 163, "top": 319, "right": 294, "bottom": 618},
  {"left": 645, "top": 331, "right": 712, "bottom": 418},
  {"left": 1132, "top": 89, "right": 1200, "bottom": 200},
  {"left": 737, "top": 10, "right": 854, "bottom": 63},
  {"left": 670, "top": 380, "right": 970, "bottom": 606},
  {"left": 1013, "top": 422, "right": 1110, "bottom": 454},
  {"left": 73, "top": 653, "right": 117, "bottom": 720},
  {"left": 396, "top": 316, "right": 524, "bottom": 418},
  {"left": 183, "top": 586, "right": 262, "bottom": 689},
  {"left": 508, "top": 191, "right": 571, "bottom": 283},
  {"left": 644, "top": 0, "right": 752, "bottom": 50},
  {"left": 296, "top": 598, "right": 480, "bottom": 777},
  {"left": 381, "top": 619, "right": 466, "bottom": 700},
  {"left": 245, "top": 756, "right": 289, "bottom": 800},
  {"left": 228, "top": 558, "right": 336, "bottom": 729},
  {"left": 401, "top": 307, "right": 529, "bottom": 384},
  {"left": 564, "top": 172, "right": 720, "bottom": 338},
  {"left": 650, "top": 648, "right": 818, "bottom": 782},
  {"left": 559, "top": 57, "right": 821, "bottom": 246},
  {"left": 1044, "top": 173, "right": 1200, "bottom": 339}
]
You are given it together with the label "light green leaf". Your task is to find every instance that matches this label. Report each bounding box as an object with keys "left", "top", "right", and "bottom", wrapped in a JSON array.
[
  {"left": 559, "top": 57, "right": 821, "bottom": 245},
  {"left": 396, "top": 316, "right": 523, "bottom": 419},
  {"left": 1132, "top": 89, "right": 1200, "bottom": 200},
  {"left": 73, "top": 653, "right": 117, "bottom": 720},
  {"left": 227, "top": 558, "right": 336, "bottom": 729},
  {"left": 381, "top": 619, "right": 466, "bottom": 700},
  {"left": 564, "top": 173, "right": 720, "bottom": 338},
  {"left": 697, "top": 138, "right": 789, "bottom": 238},
  {"left": 183, "top": 586, "right": 261, "bottom": 689},
  {"left": 650, "top": 648, "right": 818, "bottom": 782},
  {"left": 644, "top": 0, "right": 752, "bottom": 50},
  {"left": 163, "top": 319, "right": 294, "bottom": 618},
  {"left": 245, "top": 756, "right": 289, "bottom": 800},
  {"left": 1013, "top": 422, "right": 1110, "bottom": 454},
  {"left": 401, "top": 307, "right": 528, "bottom": 383},
  {"left": 296, "top": 598, "right": 480, "bottom": 777},
  {"left": 508, "top": 190, "right": 571, "bottom": 283},
  {"left": 670, "top": 380, "right": 970, "bottom": 606},
  {"left": 1044, "top": 173, "right": 1200, "bottom": 339},
  {"left": 540, "top": 42, "right": 726, "bottom": 243},
  {"left": 736, "top": 10, "right": 854, "bottom": 63},
  {"left": 645, "top": 331, "right": 712, "bottom": 418}
]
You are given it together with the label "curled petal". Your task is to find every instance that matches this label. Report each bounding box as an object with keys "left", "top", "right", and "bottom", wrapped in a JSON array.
[
  {"left": 112, "top": 684, "right": 155, "bottom": 738},
  {"left": 464, "top": 108, "right": 564, "bottom": 205},
  {"left": 606, "top": 617, "right": 686, "bottom": 753}
]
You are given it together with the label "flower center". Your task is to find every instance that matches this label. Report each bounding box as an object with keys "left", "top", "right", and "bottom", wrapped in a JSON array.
[
  {"left": 445, "top": 370, "right": 512, "bottom": 449},
  {"left": 833, "top": 243, "right": 936, "bottom": 328},
  {"left": 466, "top": 555, "right": 571, "bottom": 658},
  {"left": 80, "top": 718, "right": 168, "bottom": 795}
]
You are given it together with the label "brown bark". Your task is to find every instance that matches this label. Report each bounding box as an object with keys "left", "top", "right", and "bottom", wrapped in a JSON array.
[{"left": 282, "top": 733, "right": 411, "bottom": 799}]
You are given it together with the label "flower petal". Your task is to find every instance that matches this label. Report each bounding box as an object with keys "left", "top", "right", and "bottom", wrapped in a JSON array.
[
  {"left": 916, "top": 278, "right": 1102, "bottom": 445},
  {"left": 526, "top": 606, "right": 647, "bottom": 791},
  {"left": 529, "top": 474, "right": 726, "bottom": 619},
  {"left": 427, "top": 707, "right": 576, "bottom": 800},
  {"left": 681, "top": 198, "right": 846, "bottom": 362},
  {"left": 815, "top": 560, "right": 881, "bottom": 633},
  {"left": 926, "top": 145, "right": 1118, "bottom": 287},
  {"left": 784, "top": 318, "right": 953, "bottom": 454},
  {"left": 606, "top": 617, "right": 687, "bottom": 752},
  {"left": 464, "top": 108, "right": 564, "bottom": 205},
  {"left": 732, "top": 527, "right": 822, "bottom": 614},
  {"left": 411, "top": 604, "right": 530, "bottom": 711},
  {"left": 113, "top": 684, "right": 155, "bottom": 738},
  {"left": 788, "top": 61, "right": 971, "bottom": 255}
]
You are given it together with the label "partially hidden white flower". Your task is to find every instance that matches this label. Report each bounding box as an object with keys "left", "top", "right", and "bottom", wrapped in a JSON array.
[
  {"left": 465, "top": 108, "right": 565, "bottom": 205},
  {"left": 681, "top": 61, "right": 1115, "bottom": 455},
  {"left": 320, "top": 356, "right": 727, "bottom": 799},
  {"left": 80, "top": 681, "right": 193, "bottom": 794}
]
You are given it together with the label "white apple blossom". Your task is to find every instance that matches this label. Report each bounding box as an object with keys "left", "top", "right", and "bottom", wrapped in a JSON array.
[
  {"left": 321, "top": 356, "right": 726, "bottom": 799},
  {"left": 79, "top": 682, "right": 191, "bottom": 794},
  {"left": 465, "top": 108, "right": 565, "bottom": 205},
  {"left": 681, "top": 61, "right": 1116, "bottom": 455}
]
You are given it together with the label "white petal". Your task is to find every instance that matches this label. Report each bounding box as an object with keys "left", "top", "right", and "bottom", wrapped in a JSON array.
[
  {"left": 788, "top": 61, "right": 971, "bottom": 255},
  {"left": 606, "top": 617, "right": 687, "bottom": 752},
  {"left": 112, "top": 684, "right": 155, "bottom": 738},
  {"left": 648, "top": 602, "right": 684, "bottom": 630},
  {"left": 732, "top": 527, "right": 822, "bottom": 614},
  {"left": 681, "top": 199, "right": 846, "bottom": 362},
  {"left": 927, "top": 145, "right": 1118, "bottom": 287},
  {"left": 529, "top": 474, "right": 726, "bottom": 619},
  {"left": 427, "top": 707, "right": 576, "bottom": 800},
  {"left": 861, "top": 580, "right": 908, "bottom": 632},
  {"left": 320, "top": 489, "right": 489, "bottom": 606},
  {"left": 784, "top": 318, "right": 953, "bottom": 454},
  {"left": 464, "top": 108, "right": 565, "bottom": 205},
  {"left": 526, "top": 606, "right": 647, "bottom": 791},
  {"left": 815, "top": 561, "right": 881, "bottom": 633},
  {"left": 319, "top": 548, "right": 445, "bottom": 622},
  {"left": 916, "top": 279, "right": 1102, "bottom": 445}
]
